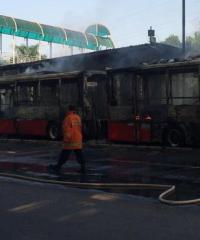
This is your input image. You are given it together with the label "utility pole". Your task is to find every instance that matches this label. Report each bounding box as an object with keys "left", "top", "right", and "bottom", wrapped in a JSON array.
[
  {"left": 182, "top": 0, "right": 186, "bottom": 55},
  {"left": 12, "top": 36, "right": 16, "bottom": 64},
  {"left": 49, "top": 42, "right": 53, "bottom": 58},
  {"left": 25, "top": 38, "right": 29, "bottom": 48},
  {"left": 0, "top": 34, "right": 2, "bottom": 54}
]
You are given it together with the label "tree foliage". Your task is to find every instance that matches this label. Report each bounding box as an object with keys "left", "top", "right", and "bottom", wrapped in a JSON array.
[
  {"left": 186, "top": 31, "right": 200, "bottom": 54},
  {"left": 163, "top": 25, "right": 200, "bottom": 54},
  {"left": 15, "top": 44, "right": 47, "bottom": 60},
  {"left": 163, "top": 34, "right": 181, "bottom": 48}
]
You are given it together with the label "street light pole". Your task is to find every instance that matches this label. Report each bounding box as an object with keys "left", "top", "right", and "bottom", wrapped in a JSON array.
[
  {"left": 0, "top": 34, "right": 2, "bottom": 54},
  {"left": 182, "top": 0, "right": 186, "bottom": 55}
]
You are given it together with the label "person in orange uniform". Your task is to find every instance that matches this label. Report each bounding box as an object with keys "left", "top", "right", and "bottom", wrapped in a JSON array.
[{"left": 49, "top": 105, "right": 85, "bottom": 174}]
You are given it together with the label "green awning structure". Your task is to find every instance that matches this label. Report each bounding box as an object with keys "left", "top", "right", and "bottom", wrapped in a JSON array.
[
  {"left": 85, "top": 24, "right": 111, "bottom": 37},
  {"left": 96, "top": 36, "right": 115, "bottom": 49},
  {"left": 0, "top": 15, "right": 114, "bottom": 50}
]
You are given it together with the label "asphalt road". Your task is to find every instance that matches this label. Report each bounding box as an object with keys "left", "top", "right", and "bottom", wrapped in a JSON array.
[{"left": 0, "top": 178, "right": 200, "bottom": 240}]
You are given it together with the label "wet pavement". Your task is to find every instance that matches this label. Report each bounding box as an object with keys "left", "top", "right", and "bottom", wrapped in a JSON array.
[
  {"left": 0, "top": 139, "right": 200, "bottom": 201},
  {"left": 1, "top": 178, "right": 200, "bottom": 240}
]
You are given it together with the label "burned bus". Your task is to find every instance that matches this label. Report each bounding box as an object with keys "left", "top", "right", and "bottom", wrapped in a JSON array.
[
  {"left": 0, "top": 70, "right": 108, "bottom": 140},
  {"left": 108, "top": 59, "right": 200, "bottom": 147},
  {"left": 0, "top": 59, "right": 200, "bottom": 147}
]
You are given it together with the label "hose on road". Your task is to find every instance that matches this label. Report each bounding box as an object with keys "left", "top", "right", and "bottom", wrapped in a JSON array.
[{"left": 0, "top": 172, "right": 200, "bottom": 206}]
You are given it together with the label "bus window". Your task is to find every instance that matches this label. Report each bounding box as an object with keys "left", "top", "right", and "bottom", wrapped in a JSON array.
[
  {"left": 0, "top": 88, "right": 13, "bottom": 114},
  {"left": 111, "top": 73, "right": 134, "bottom": 106},
  {"left": 86, "top": 74, "right": 108, "bottom": 119},
  {"left": 40, "top": 80, "right": 59, "bottom": 106},
  {"left": 171, "top": 72, "right": 199, "bottom": 105},
  {"left": 17, "top": 82, "right": 38, "bottom": 105},
  {"left": 146, "top": 73, "right": 167, "bottom": 105},
  {"left": 61, "top": 79, "right": 79, "bottom": 106}
]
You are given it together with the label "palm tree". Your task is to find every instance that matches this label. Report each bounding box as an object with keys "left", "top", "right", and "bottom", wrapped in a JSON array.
[{"left": 15, "top": 44, "right": 47, "bottom": 63}]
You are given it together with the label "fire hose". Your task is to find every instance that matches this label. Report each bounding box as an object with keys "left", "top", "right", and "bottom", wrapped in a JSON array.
[{"left": 0, "top": 172, "right": 200, "bottom": 205}]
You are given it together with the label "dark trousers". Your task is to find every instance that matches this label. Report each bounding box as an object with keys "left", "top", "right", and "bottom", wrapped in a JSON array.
[{"left": 56, "top": 149, "right": 85, "bottom": 171}]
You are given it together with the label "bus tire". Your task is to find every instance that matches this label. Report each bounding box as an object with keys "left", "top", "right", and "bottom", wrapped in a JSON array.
[
  {"left": 163, "top": 126, "right": 185, "bottom": 147},
  {"left": 47, "top": 123, "right": 59, "bottom": 140}
]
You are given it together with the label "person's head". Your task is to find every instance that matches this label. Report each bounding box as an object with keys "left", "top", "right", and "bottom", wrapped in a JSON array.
[{"left": 68, "top": 105, "right": 76, "bottom": 112}]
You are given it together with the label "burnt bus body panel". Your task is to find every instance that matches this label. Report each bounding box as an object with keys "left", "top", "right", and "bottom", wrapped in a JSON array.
[
  {"left": 0, "top": 71, "right": 108, "bottom": 139},
  {"left": 140, "top": 61, "right": 200, "bottom": 145},
  {"left": 107, "top": 69, "right": 152, "bottom": 143},
  {"left": 107, "top": 60, "right": 200, "bottom": 145}
]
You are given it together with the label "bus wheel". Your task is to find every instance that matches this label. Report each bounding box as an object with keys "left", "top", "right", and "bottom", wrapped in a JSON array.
[
  {"left": 47, "top": 123, "right": 59, "bottom": 140},
  {"left": 164, "top": 127, "right": 185, "bottom": 147}
]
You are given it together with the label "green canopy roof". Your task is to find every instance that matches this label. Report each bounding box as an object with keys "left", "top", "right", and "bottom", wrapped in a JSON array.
[
  {"left": 85, "top": 24, "right": 111, "bottom": 37},
  {"left": 0, "top": 15, "right": 114, "bottom": 50}
]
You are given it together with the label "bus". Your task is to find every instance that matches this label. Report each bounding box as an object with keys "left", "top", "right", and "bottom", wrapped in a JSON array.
[{"left": 0, "top": 58, "right": 200, "bottom": 147}]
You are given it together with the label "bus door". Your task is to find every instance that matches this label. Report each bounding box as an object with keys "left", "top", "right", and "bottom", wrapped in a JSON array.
[
  {"left": 0, "top": 84, "right": 15, "bottom": 135},
  {"left": 107, "top": 71, "right": 152, "bottom": 143},
  {"left": 83, "top": 72, "right": 108, "bottom": 139},
  {"left": 60, "top": 77, "right": 80, "bottom": 119},
  {"left": 108, "top": 71, "right": 138, "bottom": 142},
  {"left": 134, "top": 74, "right": 152, "bottom": 143}
]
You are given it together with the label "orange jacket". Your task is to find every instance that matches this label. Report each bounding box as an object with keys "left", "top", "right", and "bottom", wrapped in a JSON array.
[{"left": 63, "top": 111, "right": 82, "bottom": 150}]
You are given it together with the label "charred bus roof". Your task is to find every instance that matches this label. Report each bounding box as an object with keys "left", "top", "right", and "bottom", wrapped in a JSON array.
[
  {"left": 0, "top": 71, "right": 82, "bottom": 84},
  {"left": 0, "top": 70, "right": 107, "bottom": 84},
  {"left": 0, "top": 43, "right": 181, "bottom": 77},
  {"left": 140, "top": 58, "right": 200, "bottom": 73},
  {"left": 106, "top": 58, "right": 200, "bottom": 75}
]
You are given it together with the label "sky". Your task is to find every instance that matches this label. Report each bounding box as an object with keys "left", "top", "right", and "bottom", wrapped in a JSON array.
[{"left": 1, "top": 0, "right": 200, "bottom": 57}]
